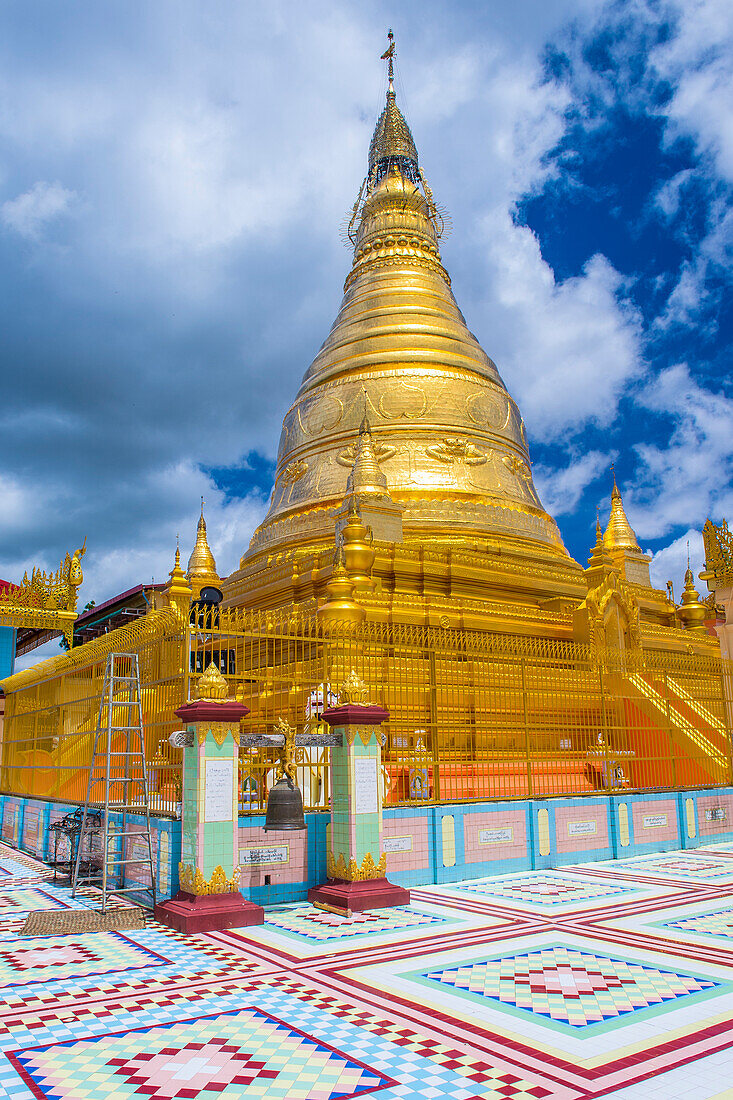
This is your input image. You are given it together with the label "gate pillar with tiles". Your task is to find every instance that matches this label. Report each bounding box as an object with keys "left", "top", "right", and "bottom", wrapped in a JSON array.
[
  {"left": 308, "top": 689, "right": 410, "bottom": 916},
  {"left": 154, "top": 664, "right": 264, "bottom": 933}
]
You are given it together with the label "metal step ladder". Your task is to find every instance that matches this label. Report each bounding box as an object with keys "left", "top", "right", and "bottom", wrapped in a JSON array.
[{"left": 72, "top": 652, "right": 156, "bottom": 912}]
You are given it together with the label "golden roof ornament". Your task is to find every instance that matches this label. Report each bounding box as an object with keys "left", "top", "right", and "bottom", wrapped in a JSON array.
[
  {"left": 701, "top": 518, "right": 733, "bottom": 590},
  {"left": 187, "top": 499, "right": 221, "bottom": 597},
  {"left": 194, "top": 661, "right": 229, "bottom": 702},
  {"left": 603, "top": 471, "right": 641, "bottom": 553}
]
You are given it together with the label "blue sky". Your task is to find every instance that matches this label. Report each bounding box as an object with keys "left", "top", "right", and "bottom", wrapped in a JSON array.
[{"left": 1, "top": 0, "right": 731, "bottom": 658}]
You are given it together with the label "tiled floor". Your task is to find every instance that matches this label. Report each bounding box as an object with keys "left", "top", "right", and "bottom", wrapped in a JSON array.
[{"left": 0, "top": 845, "right": 733, "bottom": 1097}]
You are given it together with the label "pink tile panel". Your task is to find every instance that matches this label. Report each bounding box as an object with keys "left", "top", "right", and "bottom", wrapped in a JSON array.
[
  {"left": 462, "top": 810, "right": 528, "bottom": 864},
  {"left": 237, "top": 824, "right": 308, "bottom": 887},
  {"left": 697, "top": 793, "right": 733, "bottom": 837},
  {"left": 382, "top": 815, "right": 430, "bottom": 872},
  {"left": 631, "top": 798, "right": 679, "bottom": 842},
  {"left": 554, "top": 804, "right": 610, "bottom": 854}
]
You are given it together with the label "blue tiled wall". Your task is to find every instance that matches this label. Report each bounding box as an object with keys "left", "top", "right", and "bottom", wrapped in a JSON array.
[{"left": 5, "top": 787, "right": 733, "bottom": 907}]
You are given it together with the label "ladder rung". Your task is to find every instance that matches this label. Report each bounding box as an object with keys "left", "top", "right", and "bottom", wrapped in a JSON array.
[
  {"left": 106, "top": 858, "right": 151, "bottom": 866},
  {"left": 106, "top": 831, "right": 152, "bottom": 838},
  {"left": 107, "top": 885, "right": 155, "bottom": 894}
]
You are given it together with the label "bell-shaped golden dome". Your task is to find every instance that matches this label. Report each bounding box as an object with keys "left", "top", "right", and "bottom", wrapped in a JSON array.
[
  {"left": 242, "top": 60, "right": 564, "bottom": 566},
  {"left": 603, "top": 478, "right": 641, "bottom": 554},
  {"left": 187, "top": 501, "right": 221, "bottom": 598}
]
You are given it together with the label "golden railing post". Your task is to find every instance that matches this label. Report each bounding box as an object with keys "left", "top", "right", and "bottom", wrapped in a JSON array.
[
  {"left": 429, "top": 650, "right": 440, "bottom": 802},
  {"left": 521, "top": 658, "right": 533, "bottom": 797},
  {"left": 663, "top": 670, "right": 678, "bottom": 789},
  {"left": 599, "top": 661, "right": 609, "bottom": 791}
]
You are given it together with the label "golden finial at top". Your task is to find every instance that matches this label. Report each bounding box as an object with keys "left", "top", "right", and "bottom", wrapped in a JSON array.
[{"left": 194, "top": 661, "right": 229, "bottom": 702}]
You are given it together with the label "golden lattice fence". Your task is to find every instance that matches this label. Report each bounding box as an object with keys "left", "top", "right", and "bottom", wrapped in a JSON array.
[{"left": 2, "top": 607, "right": 732, "bottom": 816}]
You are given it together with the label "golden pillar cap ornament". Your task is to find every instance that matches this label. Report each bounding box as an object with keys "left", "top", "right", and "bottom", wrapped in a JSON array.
[
  {"left": 194, "top": 662, "right": 230, "bottom": 702},
  {"left": 235, "top": 32, "right": 565, "bottom": 567}
]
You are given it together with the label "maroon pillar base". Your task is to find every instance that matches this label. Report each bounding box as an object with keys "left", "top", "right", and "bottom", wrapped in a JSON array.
[
  {"left": 307, "top": 877, "right": 410, "bottom": 917},
  {"left": 154, "top": 890, "right": 264, "bottom": 934}
]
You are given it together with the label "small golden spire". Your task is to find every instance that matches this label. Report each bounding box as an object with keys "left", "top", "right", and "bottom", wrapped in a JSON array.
[
  {"left": 603, "top": 473, "right": 641, "bottom": 554},
  {"left": 317, "top": 541, "right": 366, "bottom": 627},
  {"left": 346, "top": 418, "right": 389, "bottom": 498},
  {"left": 165, "top": 541, "right": 192, "bottom": 615},
  {"left": 678, "top": 556, "right": 706, "bottom": 634},
  {"left": 187, "top": 499, "right": 221, "bottom": 599}
]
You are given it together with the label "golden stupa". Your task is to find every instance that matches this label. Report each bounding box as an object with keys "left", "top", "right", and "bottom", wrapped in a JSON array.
[{"left": 225, "top": 43, "right": 584, "bottom": 630}]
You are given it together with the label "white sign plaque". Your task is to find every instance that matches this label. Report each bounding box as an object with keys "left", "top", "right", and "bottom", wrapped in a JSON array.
[
  {"left": 240, "top": 846, "right": 289, "bottom": 866},
  {"left": 383, "top": 835, "right": 413, "bottom": 853},
  {"left": 479, "top": 827, "right": 514, "bottom": 845},
  {"left": 705, "top": 807, "right": 727, "bottom": 822},
  {"left": 205, "top": 759, "right": 234, "bottom": 823},
  {"left": 567, "top": 820, "right": 597, "bottom": 837},
  {"left": 643, "top": 814, "right": 668, "bottom": 828},
  {"left": 354, "top": 758, "right": 379, "bottom": 814}
]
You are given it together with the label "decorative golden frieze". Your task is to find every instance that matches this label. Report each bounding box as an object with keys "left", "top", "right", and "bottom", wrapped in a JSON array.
[
  {"left": 178, "top": 862, "right": 240, "bottom": 896},
  {"left": 327, "top": 849, "right": 386, "bottom": 881},
  {"left": 196, "top": 722, "right": 240, "bottom": 747}
]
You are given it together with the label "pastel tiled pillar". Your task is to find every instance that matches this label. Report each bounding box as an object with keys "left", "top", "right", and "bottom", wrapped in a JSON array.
[
  {"left": 308, "top": 703, "right": 410, "bottom": 915},
  {"left": 154, "top": 696, "right": 264, "bottom": 933}
]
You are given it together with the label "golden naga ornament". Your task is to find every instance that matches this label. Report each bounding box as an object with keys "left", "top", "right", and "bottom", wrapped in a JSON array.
[{"left": 274, "top": 716, "right": 297, "bottom": 782}]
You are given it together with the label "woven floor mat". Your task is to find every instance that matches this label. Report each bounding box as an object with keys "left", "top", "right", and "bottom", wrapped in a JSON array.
[{"left": 19, "top": 907, "right": 146, "bottom": 936}]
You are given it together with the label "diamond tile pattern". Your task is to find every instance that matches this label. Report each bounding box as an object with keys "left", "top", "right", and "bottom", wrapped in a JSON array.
[
  {"left": 0, "top": 839, "right": 731, "bottom": 1099},
  {"left": 0, "top": 932, "right": 167, "bottom": 988},
  {"left": 454, "top": 873, "right": 630, "bottom": 905},
  {"left": 10, "top": 1008, "right": 394, "bottom": 1100},
  {"left": 264, "top": 904, "right": 445, "bottom": 942},
  {"left": 666, "top": 907, "right": 733, "bottom": 938},
  {"left": 423, "top": 945, "right": 719, "bottom": 1026}
]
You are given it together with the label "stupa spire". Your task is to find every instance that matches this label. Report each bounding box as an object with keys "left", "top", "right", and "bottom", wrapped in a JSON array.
[
  {"left": 603, "top": 469, "right": 641, "bottom": 553},
  {"left": 187, "top": 497, "right": 221, "bottom": 599}
]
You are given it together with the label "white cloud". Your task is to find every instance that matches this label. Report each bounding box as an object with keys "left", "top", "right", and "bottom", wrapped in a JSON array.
[
  {"left": 649, "top": 527, "right": 705, "bottom": 597},
  {"left": 476, "top": 226, "right": 643, "bottom": 440},
  {"left": 1, "top": 180, "right": 76, "bottom": 238},
  {"left": 534, "top": 449, "right": 612, "bottom": 516},
  {"left": 625, "top": 364, "right": 733, "bottom": 539},
  {"left": 650, "top": 0, "right": 733, "bottom": 182}
]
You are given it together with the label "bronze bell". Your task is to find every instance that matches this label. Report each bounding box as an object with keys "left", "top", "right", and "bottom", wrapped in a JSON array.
[{"left": 264, "top": 777, "right": 306, "bottom": 831}]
